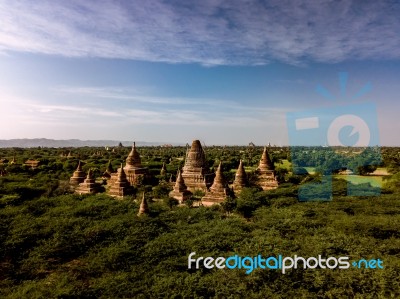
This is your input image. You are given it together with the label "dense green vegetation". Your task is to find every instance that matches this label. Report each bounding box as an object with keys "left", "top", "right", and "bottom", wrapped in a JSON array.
[
  {"left": 0, "top": 145, "right": 399, "bottom": 298},
  {"left": 290, "top": 146, "right": 382, "bottom": 175},
  {"left": 0, "top": 191, "right": 399, "bottom": 298}
]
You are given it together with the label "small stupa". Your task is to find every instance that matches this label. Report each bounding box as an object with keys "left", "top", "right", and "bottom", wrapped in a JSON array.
[
  {"left": 70, "top": 161, "right": 86, "bottom": 186},
  {"left": 24, "top": 159, "right": 40, "bottom": 169},
  {"left": 123, "top": 142, "right": 148, "bottom": 186},
  {"left": 75, "top": 169, "right": 101, "bottom": 194},
  {"left": 169, "top": 170, "right": 192, "bottom": 203},
  {"left": 181, "top": 140, "right": 210, "bottom": 192},
  {"left": 233, "top": 160, "right": 248, "bottom": 193},
  {"left": 108, "top": 164, "right": 133, "bottom": 198},
  {"left": 256, "top": 147, "right": 278, "bottom": 190},
  {"left": 202, "top": 162, "right": 230, "bottom": 206},
  {"left": 160, "top": 162, "right": 167, "bottom": 176},
  {"left": 137, "top": 193, "right": 149, "bottom": 216},
  {"left": 102, "top": 160, "right": 114, "bottom": 180}
]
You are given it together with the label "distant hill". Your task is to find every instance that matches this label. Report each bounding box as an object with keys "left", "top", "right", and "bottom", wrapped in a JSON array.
[{"left": 0, "top": 138, "right": 182, "bottom": 148}]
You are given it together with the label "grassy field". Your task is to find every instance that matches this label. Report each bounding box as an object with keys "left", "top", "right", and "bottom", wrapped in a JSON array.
[
  {"left": 276, "top": 160, "right": 318, "bottom": 175},
  {"left": 335, "top": 174, "right": 383, "bottom": 188},
  {"left": 278, "top": 158, "right": 387, "bottom": 186},
  {"left": 276, "top": 159, "right": 291, "bottom": 170}
]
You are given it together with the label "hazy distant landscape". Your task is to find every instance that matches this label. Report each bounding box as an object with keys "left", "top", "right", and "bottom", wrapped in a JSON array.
[{"left": 0, "top": 139, "right": 181, "bottom": 148}]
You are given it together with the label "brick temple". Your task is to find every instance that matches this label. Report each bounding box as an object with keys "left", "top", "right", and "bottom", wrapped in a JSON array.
[
  {"left": 181, "top": 140, "right": 210, "bottom": 192},
  {"left": 256, "top": 146, "right": 279, "bottom": 190},
  {"left": 202, "top": 162, "right": 230, "bottom": 206}
]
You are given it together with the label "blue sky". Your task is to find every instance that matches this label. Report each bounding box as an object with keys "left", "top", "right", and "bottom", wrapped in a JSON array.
[{"left": 1, "top": 0, "right": 400, "bottom": 145}]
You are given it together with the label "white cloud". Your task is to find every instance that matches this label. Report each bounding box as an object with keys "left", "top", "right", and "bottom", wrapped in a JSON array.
[
  {"left": 0, "top": 86, "right": 287, "bottom": 133},
  {"left": 0, "top": 0, "right": 399, "bottom": 65},
  {"left": 52, "top": 85, "right": 289, "bottom": 115},
  {"left": 53, "top": 86, "right": 212, "bottom": 105}
]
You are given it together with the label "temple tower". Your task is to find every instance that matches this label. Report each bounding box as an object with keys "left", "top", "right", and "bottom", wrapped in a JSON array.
[
  {"left": 137, "top": 193, "right": 149, "bottom": 216},
  {"left": 181, "top": 140, "right": 210, "bottom": 192},
  {"left": 124, "top": 142, "right": 148, "bottom": 186},
  {"left": 108, "top": 164, "right": 133, "bottom": 198},
  {"left": 202, "top": 162, "right": 230, "bottom": 206},
  {"left": 169, "top": 170, "right": 192, "bottom": 203},
  {"left": 70, "top": 161, "right": 86, "bottom": 186},
  {"left": 256, "top": 147, "right": 278, "bottom": 190},
  {"left": 75, "top": 169, "right": 101, "bottom": 194},
  {"left": 160, "top": 162, "right": 167, "bottom": 176},
  {"left": 233, "top": 160, "right": 248, "bottom": 193}
]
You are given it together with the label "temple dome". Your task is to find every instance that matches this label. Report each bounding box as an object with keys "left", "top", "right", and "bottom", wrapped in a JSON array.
[
  {"left": 126, "top": 142, "right": 142, "bottom": 168},
  {"left": 181, "top": 139, "right": 210, "bottom": 192},
  {"left": 184, "top": 140, "right": 206, "bottom": 169}
]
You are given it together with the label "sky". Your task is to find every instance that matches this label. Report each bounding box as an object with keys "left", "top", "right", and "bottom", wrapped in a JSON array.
[{"left": 1, "top": 0, "right": 400, "bottom": 145}]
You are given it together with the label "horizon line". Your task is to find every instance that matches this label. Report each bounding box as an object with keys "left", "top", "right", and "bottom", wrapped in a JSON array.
[{"left": 0, "top": 138, "right": 395, "bottom": 148}]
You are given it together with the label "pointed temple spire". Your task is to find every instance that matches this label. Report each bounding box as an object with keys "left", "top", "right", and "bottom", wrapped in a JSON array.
[
  {"left": 258, "top": 147, "right": 274, "bottom": 171},
  {"left": 137, "top": 193, "right": 149, "bottom": 216},
  {"left": 160, "top": 162, "right": 167, "bottom": 176},
  {"left": 213, "top": 162, "right": 225, "bottom": 186},
  {"left": 202, "top": 161, "right": 230, "bottom": 206},
  {"left": 70, "top": 161, "right": 86, "bottom": 186},
  {"left": 256, "top": 146, "right": 278, "bottom": 191},
  {"left": 123, "top": 141, "right": 148, "bottom": 186},
  {"left": 86, "top": 168, "right": 93, "bottom": 179},
  {"left": 126, "top": 142, "right": 142, "bottom": 168},
  {"left": 169, "top": 170, "right": 191, "bottom": 203},
  {"left": 108, "top": 164, "right": 133, "bottom": 198},
  {"left": 117, "top": 163, "right": 127, "bottom": 181},
  {"left": 233, "top": 159, "right": 248, "bottom": 192},
  {"left": 75, "top": 168, "right": 101, "bottom": 194},
  {"left": 175, "top": 170, "right": 185, "bottom": 187}
]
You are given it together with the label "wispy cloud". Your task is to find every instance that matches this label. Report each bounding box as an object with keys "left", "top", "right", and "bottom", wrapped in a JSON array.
[
  {"left": 52, "top": 85, "right": 286, "bottom": 113},
  {"left": 53, "top": 86, "right": 216, "bottom": 105},
  {"left": 1, "top": 88, "right": 286, "bottom": 131},
  {"left": 0, "top": 0, "right": 399, "bottom": 65}
]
